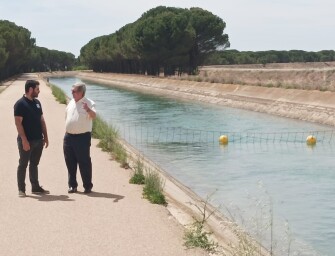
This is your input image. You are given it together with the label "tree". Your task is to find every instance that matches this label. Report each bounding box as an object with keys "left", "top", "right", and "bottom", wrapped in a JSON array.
[
  {"left": 79, "top": 6, "right": 230, "bottom": 76},
  {"left": 188, "top": 8, "right": 230, "bottom": 73}
]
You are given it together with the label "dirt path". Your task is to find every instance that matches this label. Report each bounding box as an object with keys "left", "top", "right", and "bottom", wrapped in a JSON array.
[{"left": 0, "top": 74, "right": 208, "bottom": 256}]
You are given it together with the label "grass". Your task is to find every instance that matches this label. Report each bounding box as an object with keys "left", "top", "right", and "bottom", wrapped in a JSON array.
[
  {"left": 183, "top": 192, "right": 219, "bottom": 253},
  {"left": 143, "top": 169, "right": 166, "bottom": 205},
  {"left": 184, "top": 221, "right": 218, "bottom": 253},
  {"left": 171, "top": 65, "right": 335, "bottom": 92},
  {"left": 92, "top": 115, "right": 129, "bottom": 168},
  {"left": 49, "top": 83, "right": 67, "bottom": 104},
  {"left": 129, "top": 157, "right": 145, "bottom": 184}
]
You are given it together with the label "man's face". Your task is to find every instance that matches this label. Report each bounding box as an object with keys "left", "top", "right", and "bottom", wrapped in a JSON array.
[
  {"left": 71, "top": 87, "right": 83, "bottom": 102},
  {"left": 31, "top": 85, "right": 40, "bottom": 98}
]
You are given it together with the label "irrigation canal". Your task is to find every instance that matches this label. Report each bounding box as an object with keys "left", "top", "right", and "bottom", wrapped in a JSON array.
[{"left": 50, "top": 76, "right": 335, "bottom": 256}]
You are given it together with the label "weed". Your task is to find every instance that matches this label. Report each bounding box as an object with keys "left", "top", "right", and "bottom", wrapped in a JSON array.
[
  {"left": 184, "top": 221, "right": 218, "bottom": 253},
  {"left": 184, "top": 191, "right": 219, "bottom": 253},
  {"left": 129, "top": 157, "right": 145, "bottom": 184},
  {"left": 143, "top": 169, "right": 166, "bottom": 205}
]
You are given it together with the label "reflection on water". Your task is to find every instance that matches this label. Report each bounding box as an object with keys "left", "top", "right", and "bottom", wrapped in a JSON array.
[{"left": 50, "top": 76, "right": 335, "bottom": 256}]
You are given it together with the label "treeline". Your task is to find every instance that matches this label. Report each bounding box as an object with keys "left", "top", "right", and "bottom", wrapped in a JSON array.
[
  {"left": 79, "top": 6, "right": 229, "bottom": 76},
  {"left": 204, "top": 49, "right": 335, "bottom": 65},
  {"left": 2, "top": 8, "right": 335, "bottom": 81},
  {"left": 0, "top": 20, "right": 75, "bottom": 81}
]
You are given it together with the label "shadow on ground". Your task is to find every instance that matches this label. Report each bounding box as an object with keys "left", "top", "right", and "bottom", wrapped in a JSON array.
[{"left": 26, "top": 192, "right": 125, "bottom": 202}]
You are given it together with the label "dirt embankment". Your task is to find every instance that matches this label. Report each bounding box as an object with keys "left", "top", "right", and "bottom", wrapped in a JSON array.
[
  {"left": 44, "top": 65, "right": 335, "bottom": 128},
  {"left": 199, "top": 62, "right": 335, "bottom": 92}
]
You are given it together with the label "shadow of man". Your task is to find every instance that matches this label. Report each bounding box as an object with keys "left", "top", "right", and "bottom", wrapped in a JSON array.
[
  {"left": 27, "top": 194, "right": 75, "bottom": 202},
  {"left": 81, "top": 191, "right": 124, "bottom": 202}
]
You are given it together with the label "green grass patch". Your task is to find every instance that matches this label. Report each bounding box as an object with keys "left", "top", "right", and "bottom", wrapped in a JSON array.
[
  {"left": 183, "top": 192, "right": 219, "bottom": 253},
  {"left": 143, "top": 169, "right": 166, "bottom": 205},
  {"left": 50, "top": 83, "right": 67, "bottom": 104},
  {"left": 184, "top": 221, "right": 218, "bottom": 253},
  {"left": 92, "top": 116, "right": 129, "bottom": 168},
  {"left": 129, "top": 157, "right": 145, "bottom": 184}
]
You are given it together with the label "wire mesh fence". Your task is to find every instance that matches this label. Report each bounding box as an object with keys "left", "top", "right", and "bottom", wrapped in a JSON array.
[{"left": 113, "top": 122, "right": 335, "bottom": 145}]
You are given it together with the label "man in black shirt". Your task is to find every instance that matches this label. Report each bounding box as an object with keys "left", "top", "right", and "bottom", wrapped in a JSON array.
[{"left": 14, "top": 80, "right": 49, "bottom": 197}]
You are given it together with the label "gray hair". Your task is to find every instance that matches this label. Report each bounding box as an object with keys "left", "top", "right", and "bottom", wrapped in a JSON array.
[{"left": 73, "top": 82, "right": 86, "bottom": 96}]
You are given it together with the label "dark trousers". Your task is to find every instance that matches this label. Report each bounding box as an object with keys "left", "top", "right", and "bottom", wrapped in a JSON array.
[
  {"left": 17, "top": 137, "right": 43, "bottom": 192},
  {"left": 63, "top": 132, "right": 93, "bottom": 190}
]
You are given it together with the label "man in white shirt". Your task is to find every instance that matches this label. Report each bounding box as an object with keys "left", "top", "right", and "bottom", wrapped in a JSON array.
[{"left": 63, "top": 82, "right": 96, "bottom": 193}]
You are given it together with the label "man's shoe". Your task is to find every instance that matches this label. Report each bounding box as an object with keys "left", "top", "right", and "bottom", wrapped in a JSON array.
[
  {"left": 68, "top": 187, "right": 77, "bottom": 193},
  {"left": 32, "top": 186, "right": 50, "bottom": 194},
  {"left": 18, "top": 191, "right": 26, "bottom": 197},
  {"left": 84, "top": 188, "right": 92, "bottom": 194}
]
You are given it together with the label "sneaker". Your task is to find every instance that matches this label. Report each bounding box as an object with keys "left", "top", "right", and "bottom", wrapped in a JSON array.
[
  {"left": 32, "top": 186, "right": 50, "bottom": 194},
  {"left": 18, "top": 191, "right": 26, "bottom": 197}
]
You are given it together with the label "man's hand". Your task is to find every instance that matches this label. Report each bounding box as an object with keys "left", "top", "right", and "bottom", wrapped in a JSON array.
[
  {"left": 22, "top": 139, "right": 30, "bottom": 151},
  {"left": 43, "top": 138, "right": 49, "bottom": 148}
]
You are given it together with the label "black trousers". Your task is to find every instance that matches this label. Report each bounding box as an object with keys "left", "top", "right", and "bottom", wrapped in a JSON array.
[
  {"left": 17, "top": 137, "right": 43, "bottom": 192},
  {"left": 63, "top": 132, "right": 93, "bottom": 190}
]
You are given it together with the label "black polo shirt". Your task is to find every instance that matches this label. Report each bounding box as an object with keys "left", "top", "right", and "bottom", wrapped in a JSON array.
[{"left": 14, "top": 96, "right": 43, "bottom": 141}]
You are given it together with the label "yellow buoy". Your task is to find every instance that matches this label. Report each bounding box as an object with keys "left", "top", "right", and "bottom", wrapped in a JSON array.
[
  {"left": 306, "top": 135, "right": 317, "bottom": 146},
  {"left": 219, "top": 135, "right": 228, "bottom": 145}
]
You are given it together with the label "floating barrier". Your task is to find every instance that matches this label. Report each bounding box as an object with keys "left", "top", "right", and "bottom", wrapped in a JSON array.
[
  {"left": 219, "top": 135, "right": 228, "bottom": 145},
  {"left": 114, "top": 122, "right": 333, "bottom": 145},
  {"left": 306, "top": 135, "right": 317, "bottom": 145}
]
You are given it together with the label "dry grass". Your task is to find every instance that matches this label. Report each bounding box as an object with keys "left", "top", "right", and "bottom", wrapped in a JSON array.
[{"left": 174, "top": 62, "right": 335, "bottom": 92}]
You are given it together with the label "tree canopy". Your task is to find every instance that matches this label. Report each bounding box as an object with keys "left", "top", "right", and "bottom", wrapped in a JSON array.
[
  {"left": 80, "top": 6, "right": 230, "bottom": 75},
  {"left": 204, "top": 49, "right": 335, "bottom": 65},
  {"left": 0, "top": 20, "right": 76, "bottom": 81}
]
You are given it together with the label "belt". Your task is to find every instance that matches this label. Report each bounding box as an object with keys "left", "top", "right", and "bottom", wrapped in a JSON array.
[{"left": 66, "top": 132, "right": 91, "bottom": 136}]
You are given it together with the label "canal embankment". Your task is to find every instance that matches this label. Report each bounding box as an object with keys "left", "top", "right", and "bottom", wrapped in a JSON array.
[{"left": 44, "top": 70, "right": 335, "bottom": 127}]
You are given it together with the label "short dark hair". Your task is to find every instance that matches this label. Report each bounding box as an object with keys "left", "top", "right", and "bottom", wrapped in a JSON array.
[{"left": 25, "top": 80, "right": 40, "bottom": 92}]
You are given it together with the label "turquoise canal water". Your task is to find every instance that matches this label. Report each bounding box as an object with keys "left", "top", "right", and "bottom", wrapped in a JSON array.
[{"left": 50, "top": 77, "right": 335, "bottom": 256}]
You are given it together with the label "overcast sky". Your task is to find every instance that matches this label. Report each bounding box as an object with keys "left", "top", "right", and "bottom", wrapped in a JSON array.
[{"left": 1, "top": 0, "right": 334, "bottom": 57}]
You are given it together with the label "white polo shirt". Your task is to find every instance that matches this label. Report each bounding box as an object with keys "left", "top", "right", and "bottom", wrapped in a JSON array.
[{"left": 65, "top": 97, "right": 96, "bottom": 134}]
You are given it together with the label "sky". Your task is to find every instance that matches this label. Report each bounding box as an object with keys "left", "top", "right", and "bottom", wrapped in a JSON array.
[{"left": 1, "top": 0, "right": 334, "bottom": 57}]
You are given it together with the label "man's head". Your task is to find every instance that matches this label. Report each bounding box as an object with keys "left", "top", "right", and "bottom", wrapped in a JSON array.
[
  {"left": 25, "top": 80, "right": 40, "bottom": 92},
  {"left": 71, "top": 82, "right": 86, "bottom": 101},
  {"left": 25, "top": 80, "right": 40, "bottom": 98}
]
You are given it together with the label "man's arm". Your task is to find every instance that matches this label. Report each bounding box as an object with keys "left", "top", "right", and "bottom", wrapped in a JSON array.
[
  {"left": 83, "top": 102, "right": 96, "bottom": 119},
  {"left": 86, "top": 107, "right": 96, "bottom": 119},
  {"left": 14, "top": 116, "right": 30, "bottom": 151},
  {"left": 41, "top": 115, "right": 49, "bottom": 148}
]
